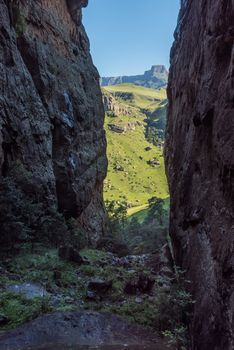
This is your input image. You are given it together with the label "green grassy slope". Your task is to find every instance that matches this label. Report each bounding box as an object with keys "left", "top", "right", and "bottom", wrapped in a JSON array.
[
  {"left": 103, "top": 84, "right": 169, "bottom": 213},
  {"left": 104, "top": 83, "right": 167, "bottom": 111}
]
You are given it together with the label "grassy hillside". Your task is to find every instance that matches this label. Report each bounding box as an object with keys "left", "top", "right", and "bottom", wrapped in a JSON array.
[
  {"left": 103, "top": 84, "right": 169, "bottom": 213},
  {"left": 105, "top": 83, "right": 167, "bottom": 111}
]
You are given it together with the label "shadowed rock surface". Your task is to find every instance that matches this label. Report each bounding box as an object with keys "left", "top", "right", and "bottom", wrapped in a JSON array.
[
  {"left": 165, "top": 0, "right": 234, "bottom": 349},
  {"left": 0, "top": 0, "right": 107, "bottom": 244},
  {"left": 0, "top": 312, "right": 171, "bottom": 350}
]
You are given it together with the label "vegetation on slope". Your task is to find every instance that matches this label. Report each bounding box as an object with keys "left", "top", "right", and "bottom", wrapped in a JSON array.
[
  {"left": 0, "top": 245, "right": 193, "bottom": 348},
  {"left": 103, "top": 84, "right": 169, "bottom": 212},
  {"left": 104, "top": 83, "right": 166, "bottom": 111}
]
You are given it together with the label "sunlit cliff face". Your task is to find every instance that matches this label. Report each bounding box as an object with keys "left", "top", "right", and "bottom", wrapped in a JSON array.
[{"left": 66, "top": 0, "right": 88, "bottom": 25}]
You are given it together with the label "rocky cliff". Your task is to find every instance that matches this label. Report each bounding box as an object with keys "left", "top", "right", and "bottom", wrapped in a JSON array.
[
  {"left": 165, "top": 1, "right": 234, "bottom": 349},
  {"left": 102, "top": 89, "right": 136, "bottom": 117},
  {"left": 101, "top": 65, "right": 168, "bottom": 89},
  {"left": 0, "top": 0, "right": 107, "bottom": 245}
]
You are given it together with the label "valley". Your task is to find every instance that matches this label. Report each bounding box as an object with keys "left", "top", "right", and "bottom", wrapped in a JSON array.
[
  {"left": 102, "top": 83, "right": 169, "bottom": 215},
  {"left": 0, "top": 0, "right": 231, "bottom": 349}
]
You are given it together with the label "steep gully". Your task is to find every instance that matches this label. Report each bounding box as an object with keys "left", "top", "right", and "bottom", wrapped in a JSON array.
[
  {"left": 0, "top": 0, "right": 233, "bottom": 349},
  {"left": 0, "top": 0, "right": 170, "bottom": 349}
]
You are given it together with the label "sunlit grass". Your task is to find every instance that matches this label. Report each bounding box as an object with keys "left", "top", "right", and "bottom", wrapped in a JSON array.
[{"left": 103, "top": 84, "right": 168, "bottom": 212}]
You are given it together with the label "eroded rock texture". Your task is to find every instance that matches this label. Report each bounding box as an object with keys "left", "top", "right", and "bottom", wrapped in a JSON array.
[
  {"left": 165, "top": 1, "right": 234, "bottom": 349},
  {"left": 0, "top": 0, "right": 107, "bottom": 244}
]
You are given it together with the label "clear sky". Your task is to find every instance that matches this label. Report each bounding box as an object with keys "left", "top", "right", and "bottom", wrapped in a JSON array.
[{"left": 83, "top": 0, "right": 180, "bottom": 77}]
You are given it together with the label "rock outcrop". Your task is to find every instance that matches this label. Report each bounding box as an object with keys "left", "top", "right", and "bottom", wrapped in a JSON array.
[
  {"left": 108, "top": 121, "right": 143, "bottom": 134},
  {"left": 165, "top": 1, "right": 234, "bottom": 349},
  {"left": 102, "top": 89, "right": 136, "bottom": 117},
  {"left": 0, "top": 0, "right": 107, "bottom": 244},
  {"left": 101, "top": 65, "right": 168, "bottom": 89}
]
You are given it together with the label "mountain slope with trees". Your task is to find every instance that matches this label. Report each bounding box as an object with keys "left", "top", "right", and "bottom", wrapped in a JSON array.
[{"left": 103, "top": 84, "right": 169, "bottom": 211}]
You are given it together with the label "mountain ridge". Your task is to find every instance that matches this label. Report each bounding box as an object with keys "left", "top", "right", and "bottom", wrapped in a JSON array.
[{"left": 101, "top": 65, "right": 168, "bottom": 89}]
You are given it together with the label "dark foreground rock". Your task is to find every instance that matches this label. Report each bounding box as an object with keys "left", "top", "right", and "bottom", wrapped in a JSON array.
[
  {"left": 88, "top": 278, "right": 112, "bottom": 294},
  {"left": 97, "top": 237, "right": 130, "bottom": 257},
  {"left": 165, "top": 0, "right": 234, "bottom": 349},
  {"left": 124, "top": 274, "right": 155, "bottom": 295},
  {"left": 0, "top": 311, "right": 172, "bottom": 350}
]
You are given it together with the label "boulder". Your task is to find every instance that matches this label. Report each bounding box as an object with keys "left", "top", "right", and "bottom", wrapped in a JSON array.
[
  {"left": 108, "top": 124, "right": 126, "bottom": 133},
  {"left": 6, "top": 283, "right": 47, "bottom": 299},
  {"left": 87, "top": 279, "right": 112, "bottom": 297},
  {"left": 96, "top": 238, "right": 129, "bottom": 258},
  {"left": 0, "top": 311, "right": 168, "bottom": 349},
  {"left": 124, "top": 274, "right": 155, "bottom": 295},
  {"left": 137, "top": 274, "right": 155, "bottom": 293},
  {"left": 114, "top": 164, "right": 124, "bottom": 172},
  {"left": 58, "top": 246, "right": 84, "bottom": 265},
  {"left": 124, "top": 281, "right": 138, "bottom": 295},
  {"left": 147, "top": 158, "right": 160, "bottom": 166}
]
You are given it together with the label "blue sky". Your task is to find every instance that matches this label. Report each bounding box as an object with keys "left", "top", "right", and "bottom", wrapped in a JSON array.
[{"left": 83, "top": 0, "right": 180, "bottom": 77}]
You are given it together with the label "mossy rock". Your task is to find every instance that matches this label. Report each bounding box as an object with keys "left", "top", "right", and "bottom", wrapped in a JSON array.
[{"left": 96, "top": 237, "right": 129, "bottom": 257}]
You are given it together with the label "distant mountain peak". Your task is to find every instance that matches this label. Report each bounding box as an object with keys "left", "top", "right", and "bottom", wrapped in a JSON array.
[
  {"left": 148, "top": 65, "right": 168, "bottom": 75},
  {"left": 101, "top": 65, "right": 168, "bottom": 89}
]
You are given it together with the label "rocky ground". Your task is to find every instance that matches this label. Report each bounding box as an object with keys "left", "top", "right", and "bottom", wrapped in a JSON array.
[
  {"left": 0, "top": 311, "right": 172, "bottom": 350},
  {"left": 0, "top": 245, "right": 184, "bottom": 349}
]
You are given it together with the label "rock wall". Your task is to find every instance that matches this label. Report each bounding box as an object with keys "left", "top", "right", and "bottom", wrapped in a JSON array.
[
  {"left": 165, "top": 1, "right": 234, "bottom": 349},
  {"left": 102, "top": 90, "right": 135, "bottom": 117},
  {"left": 0, "top": 0, "right": 107, "bottom": 244}
]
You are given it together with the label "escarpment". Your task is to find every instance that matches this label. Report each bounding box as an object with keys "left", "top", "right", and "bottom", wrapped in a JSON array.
[
  {"left": 165, "top": 1, "right": 234, "bottom": 349},
  {"left": 0, "top": 0, "right": 107, "bottom": 245}
]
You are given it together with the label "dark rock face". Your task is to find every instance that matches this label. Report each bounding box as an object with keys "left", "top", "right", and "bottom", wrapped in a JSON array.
[
  {"left": 0, "top": 0, "right": 107, "bottom": 244},
  {"left": 165, "top": 1, "right": 234, "bottom": 349},
  {"left": 101, "top": 65, "right": 168, "bottom": 89}
]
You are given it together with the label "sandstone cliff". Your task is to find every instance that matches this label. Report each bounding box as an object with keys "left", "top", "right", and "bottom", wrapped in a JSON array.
[
  {"left": 102, "top": 89, "right": 136, "bottom": 117},
  {"left": 0, "top": 0, "right": 107, "bottom": 245},
  {"left": 101, "top": 65, "right": 168, "bottom": 89},
  {"left": 165, "top": 1, "right": 234, "bottom": 349}
]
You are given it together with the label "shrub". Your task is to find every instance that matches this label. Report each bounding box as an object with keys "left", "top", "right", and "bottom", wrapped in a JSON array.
[
  {"left": 0, "top": 172, "right": 67, "bottom": 251},
  {"left": 0, "top": 292, "right": 53, "bottom": 329},
  {"left": 0, "top": 176, "right": 30, "bottom": 250},
  {"left": 65, "top": 218, "right": 88, "bottom": 250},
  {"left": 156, "top": 269, "right": 195, "bottom": 349}
]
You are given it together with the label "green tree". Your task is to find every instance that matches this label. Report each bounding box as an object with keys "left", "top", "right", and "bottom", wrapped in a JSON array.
[
  {"left": 147, "top": 197, "right": 165, "bottom": 224},
  {"left": 106, "top": 200, "right": 128, "bottom": 234}
]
